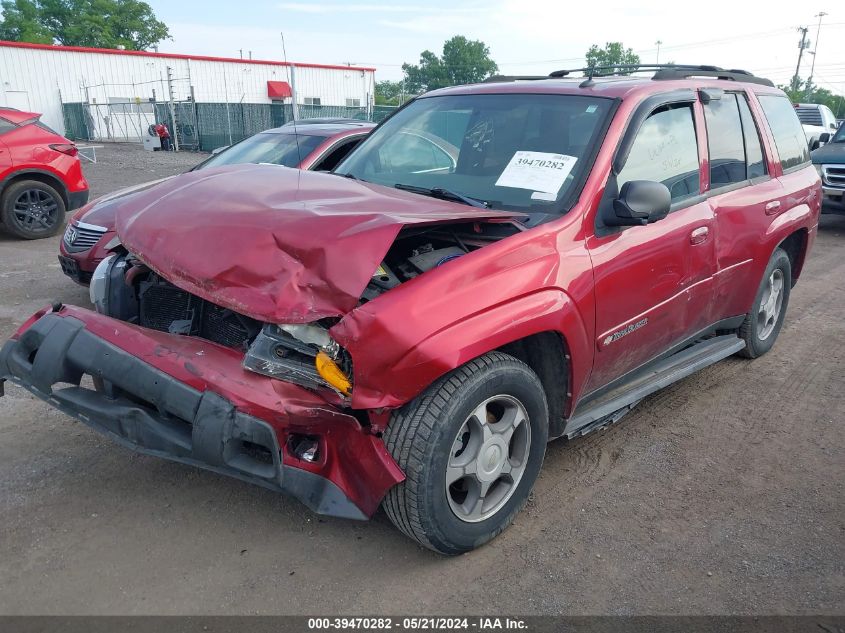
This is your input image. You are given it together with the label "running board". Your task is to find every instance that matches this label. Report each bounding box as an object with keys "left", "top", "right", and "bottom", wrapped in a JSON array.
[{"left": 559, "top": 335, "right": 746, "bottom": 440}]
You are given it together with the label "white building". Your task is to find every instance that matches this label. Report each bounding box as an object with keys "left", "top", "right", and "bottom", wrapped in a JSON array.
[{"left": 0, "top": 40, "right": 376, "bottom": 142}]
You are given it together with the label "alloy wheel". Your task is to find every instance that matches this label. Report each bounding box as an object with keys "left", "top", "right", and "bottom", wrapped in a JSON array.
[
  {"left": 757, "top": 268, "right": 784, "bottom": 341},
  {"left": 12, "top": 189, "right": 60, "bottom": 234},
  {"left": 446, "top": 394, "right": 531, "bottom": 523}
]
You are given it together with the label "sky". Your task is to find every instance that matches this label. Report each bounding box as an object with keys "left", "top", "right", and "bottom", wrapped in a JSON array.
[{"left": 147, "top": 0, "right": 844, "bottom": 97}]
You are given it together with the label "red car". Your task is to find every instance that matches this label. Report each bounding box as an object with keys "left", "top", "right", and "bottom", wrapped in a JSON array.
[
  {"left": 0, "top": 107, "right": 88, "bottom": 239},
  {"left": 59, "top": 119, "right": 374, "bottom": 284},
  {"left": 2, "top": 66, "right": 820, "bottom": 554}
]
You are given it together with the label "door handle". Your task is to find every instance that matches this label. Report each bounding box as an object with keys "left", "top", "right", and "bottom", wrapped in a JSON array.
[
  {"left": 689, "top": 226, "right": 709, "bottom": 245},
  {"left": 765, "top": 200, "right": 781, "bottom": 215}
]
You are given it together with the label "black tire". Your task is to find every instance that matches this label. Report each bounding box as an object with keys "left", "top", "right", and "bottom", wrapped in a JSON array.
[
  {"left": 0, "top": 179, "right": 66, "bottom": 240},
  {"left": 738, "top": 247, "right": 791, "bottom": 359},
  {"left": 382, "top": 352, "right": 549, "bottom": 555}
]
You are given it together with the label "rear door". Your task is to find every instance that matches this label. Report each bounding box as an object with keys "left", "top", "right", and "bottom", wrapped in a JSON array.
[
  {"left": 705, "top": 90, "right": 783, "bottom": 320},
  {"left": 585, "top": 95, "right": 716, "bottom": 392}
]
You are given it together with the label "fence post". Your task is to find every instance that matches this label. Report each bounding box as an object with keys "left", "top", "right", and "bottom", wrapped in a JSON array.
[
  {"left": 166, "top": 66, "right": 179, "bottom": 151},
  {"left": 290, "top": 64, "right": 299, "bottom": 122}
]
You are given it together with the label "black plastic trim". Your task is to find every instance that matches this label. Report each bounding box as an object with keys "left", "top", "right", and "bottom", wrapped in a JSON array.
[
  {"left": 575, "top": 315, "right": 747, "bottom": 410},
  {"left": 561, "top": 333, "right": 746, "bottom": 439},
  {"left": 67, "top": 188, "right": 89, "bottom": 210},
  {"left": 0, "top": 314, "right": 367, "bottom": 521}
]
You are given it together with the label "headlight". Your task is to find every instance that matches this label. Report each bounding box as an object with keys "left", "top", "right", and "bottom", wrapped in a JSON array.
[
  {"left": 815, "top": 164, "right": 824, "bottom": 178},
  {"left": 89, "top": 254, "right": 117, "bottom": 313},
  {"left": 243, "top": 324, "right": 351, "bottom": 397}
]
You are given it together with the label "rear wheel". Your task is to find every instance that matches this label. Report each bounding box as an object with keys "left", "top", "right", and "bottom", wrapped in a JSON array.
[
  {"left": 382, "top": 352, "right": 549, "bottom": 555},
  {"left": 738, "top": 248, "right": 791, "bottom": 358},
  {"left": 1, "top": 179, "right": 66, "bottom": 239}
]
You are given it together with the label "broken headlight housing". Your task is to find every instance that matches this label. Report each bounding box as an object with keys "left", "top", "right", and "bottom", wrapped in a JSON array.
[{"left": 243, "top": 323, "right": 352, "bottom": 397}]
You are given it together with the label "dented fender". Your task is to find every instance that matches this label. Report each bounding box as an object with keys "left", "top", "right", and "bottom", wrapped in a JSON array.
[
  {"left": 332, "top": 221, "right": 595, "bottom": 412},
  {"left": 339, "top": 289, "right": 591, "bottom": 412}
]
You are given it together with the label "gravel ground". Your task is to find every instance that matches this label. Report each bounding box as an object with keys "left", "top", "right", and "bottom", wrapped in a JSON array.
[{"left": 0, "top": 144, "right": 843, "bottom": 615}]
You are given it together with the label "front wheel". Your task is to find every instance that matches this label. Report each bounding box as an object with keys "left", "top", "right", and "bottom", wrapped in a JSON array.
[
  {"left": 738, "top": 247, "right": 791, "bottom": 358},
  {"left": 1, "top": 179, "right": 66, "bottom": 239},
  {"left": 382, "top": 352, "right": 549, "bottom": 555}
]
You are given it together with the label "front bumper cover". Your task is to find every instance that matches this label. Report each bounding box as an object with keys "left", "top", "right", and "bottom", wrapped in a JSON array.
[{"left": 0, "top": 308, "right": 404, "bottom": 519}]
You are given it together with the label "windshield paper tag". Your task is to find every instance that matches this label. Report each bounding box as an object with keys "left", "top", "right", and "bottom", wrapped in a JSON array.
[{"left": 495, "top": 151, "right": 578, "bottom": 194}]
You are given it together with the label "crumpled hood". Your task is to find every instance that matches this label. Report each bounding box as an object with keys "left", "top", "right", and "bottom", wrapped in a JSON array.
[
  {"left": 73, "top": 177, "right": 174, "bottom": 227},
  {"left": 114, "top": 164, "right": 521, "bottom": 323}
]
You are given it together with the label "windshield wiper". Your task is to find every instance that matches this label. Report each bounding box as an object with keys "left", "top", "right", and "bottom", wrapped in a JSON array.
[{"left": 394, "top": 183, "right": 490, "bottom": 208}]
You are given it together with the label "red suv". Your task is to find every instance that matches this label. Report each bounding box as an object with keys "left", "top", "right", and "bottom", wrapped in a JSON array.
[
  {"left": 1, "top": 66, "right": 820, "bottom": 554},
  {"left": 0, "top": 108, "right": 88, "bottom": 239},
  {"left": 59, "top": 120, "right": 374, "bottom": 284}
]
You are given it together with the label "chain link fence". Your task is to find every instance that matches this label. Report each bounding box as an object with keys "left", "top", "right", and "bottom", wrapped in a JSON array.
[{"left": 62, "top": 100, "right": 398, "bottom": 152}]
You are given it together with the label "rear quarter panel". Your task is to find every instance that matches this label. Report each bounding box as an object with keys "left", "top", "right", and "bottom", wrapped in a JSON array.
[{"left": 3, "top": 124, "right": 87, "bottom": 193}]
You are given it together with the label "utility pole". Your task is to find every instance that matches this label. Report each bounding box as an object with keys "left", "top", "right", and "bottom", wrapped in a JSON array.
[
  {"left": 792, "top": 26, "right": 810, "bottom": 94},
  {"left": 806, "top": 11, "right": 828, "bottom": 99},
  {"left": 655, "top": 40, "right": 662, "bottom": 64},
  {"left": 166, "top": 66, "right": 179, "bottom": 151}
]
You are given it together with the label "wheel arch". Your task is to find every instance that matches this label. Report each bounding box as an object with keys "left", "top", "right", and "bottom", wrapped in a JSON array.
[
  {"left": 777, "top": 228, "right": 808, "bottom": 286},
  {"left": 342, "top": 288, "right": 592, "bottom": 430},
  {"left": 497, "top": 331, "right": 571, "bottom": 439},
  {"left": 1, "top": 169, "right": 70, "bottom": 207}
]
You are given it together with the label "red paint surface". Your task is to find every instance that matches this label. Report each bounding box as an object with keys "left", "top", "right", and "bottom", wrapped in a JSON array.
[
  {"left": 61, "top": 125, "right": 375, "bottom": 276},
  {"left": 10, "top": 76, "right": 824, "bottom": 508},
  {"left": 0, "top": 107, "right": 89, "bottom": 198},
  {"left": 41, "top": 305, "right": 403, "bottom": 516},
  {"left": 112, "top": 164, "right": 520, "bottom": 323}
]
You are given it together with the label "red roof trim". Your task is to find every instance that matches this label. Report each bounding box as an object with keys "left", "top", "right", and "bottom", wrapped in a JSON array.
[{"left": 0, "top": 40, "right": 376, "bottom": 73}]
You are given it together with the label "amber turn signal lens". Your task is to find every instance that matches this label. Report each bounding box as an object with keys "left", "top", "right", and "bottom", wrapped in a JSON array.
[{"left": 315, "top": 351, "right": 352, "bottom": 395}]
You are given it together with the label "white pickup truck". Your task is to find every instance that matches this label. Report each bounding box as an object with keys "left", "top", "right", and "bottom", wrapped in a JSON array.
[{"left": 795, "top": 103, "right": 840, "bottom": 150}]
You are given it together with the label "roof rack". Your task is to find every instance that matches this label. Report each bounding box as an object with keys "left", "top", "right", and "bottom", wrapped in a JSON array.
[
  {"left": 547, "top": 64, "right": 774, "bottom": 87},
  {"left": 483, "top": 65, "right": 774, "bottom": 87},
  {"left": 483, "top": 75, "right": 549, "bottom": 83}
]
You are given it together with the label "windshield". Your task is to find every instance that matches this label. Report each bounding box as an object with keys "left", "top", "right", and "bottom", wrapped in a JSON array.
[
  {"left": 198, "top": 132, "right": 324, "bottom": 170},
  {"left": 832, "top": 123, "right": 845, "bottom": 143},
  {"left": 335, "top": 93, "right": 614, "bottom": 213}
]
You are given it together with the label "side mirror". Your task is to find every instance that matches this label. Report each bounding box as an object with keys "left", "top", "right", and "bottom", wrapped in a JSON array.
[
  {"left": 607, "top": 180, "right": 671, "bottom": 227},
  {"left": 819, "top": 133, "right": 831, "bottom": 144}
]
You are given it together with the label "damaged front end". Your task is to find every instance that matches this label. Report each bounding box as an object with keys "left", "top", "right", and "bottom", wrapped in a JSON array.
[{"left": 1, "top": 165, "right": 524, "bottom": 519}]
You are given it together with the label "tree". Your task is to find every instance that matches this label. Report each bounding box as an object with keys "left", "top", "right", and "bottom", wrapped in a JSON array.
[
  {"left": 402, "top": 35, "right": 498, "bottom": 94},
  {"left": 0, "top": 0, "right": 170, "bottom": 50},
  {"left": 0, "top": 0, "right": 53, "bottom": 43},
  {"left": 585, "top": 42, "right": 640, "bottom": 75},
  {"left": 780, "top": 78, "right": 845, "bottom": 118},
  {"left": 375, "top": 80, "right": 404, "bottom": 106}
]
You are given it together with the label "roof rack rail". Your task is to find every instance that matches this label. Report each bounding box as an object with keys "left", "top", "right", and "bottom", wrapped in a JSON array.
[
  {"left": 483, "top": 75, "right": 549, "bottom": 83},
  {"left": 547, "top": 64, "right": 774, "bottom": 87}
]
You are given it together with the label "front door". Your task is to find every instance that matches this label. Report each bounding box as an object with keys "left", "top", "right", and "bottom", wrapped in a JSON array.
[{"left": 585, "top": 99, "right": 716, "bottom": 393}]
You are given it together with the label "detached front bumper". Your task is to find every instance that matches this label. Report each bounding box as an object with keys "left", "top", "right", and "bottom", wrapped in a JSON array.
[{"left": 0, "top": 307, "right": 403, "bottom": 519}]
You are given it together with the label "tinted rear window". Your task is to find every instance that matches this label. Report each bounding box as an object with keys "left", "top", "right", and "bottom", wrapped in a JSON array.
[
  {"left": 34, "top": 120, "right": 60, "bottom": 135},
  {"left": 0, "top": 117, "right": 15, "bottom": 136},
  {"left": 758, "top": 95, "right": 810, "bottom": 171}
]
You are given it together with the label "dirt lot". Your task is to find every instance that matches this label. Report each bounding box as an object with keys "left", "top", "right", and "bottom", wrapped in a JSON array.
[{"left": 0, "top": 144, "right": 843, "bottom": 615}]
